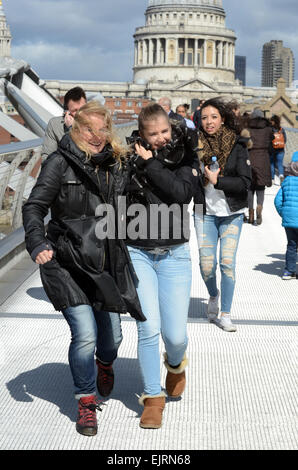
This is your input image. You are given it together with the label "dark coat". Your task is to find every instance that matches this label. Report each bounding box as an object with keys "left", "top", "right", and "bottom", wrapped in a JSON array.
[
  {"left": 168, "top": 110, "right": 184, "bottom": 122},
  {"left": 194, "top": 132, "right": 252, "bottom": 213},
  {"left": 22, "top": 134, "right": 145, "bottom": 321},
  {"left": 248, "top": 117, "right": 273, "bottom": 187}
]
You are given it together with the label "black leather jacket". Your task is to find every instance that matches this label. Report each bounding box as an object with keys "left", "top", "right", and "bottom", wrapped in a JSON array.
[{"left": 22, "top": 134, "right": 145, "bottom": 320}]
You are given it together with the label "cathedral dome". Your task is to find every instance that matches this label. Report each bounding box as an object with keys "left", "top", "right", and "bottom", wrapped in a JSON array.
[
  {"left": 133, "top": 0, "right": 236, "bottom": 85},
  {"left": 146, "top": 0, "right": 225, "bottom": 15}
]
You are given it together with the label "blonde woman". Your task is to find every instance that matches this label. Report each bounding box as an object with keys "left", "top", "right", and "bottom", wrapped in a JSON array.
[{"left": 23, "top": 101, "right": 144, "bottom": 436}]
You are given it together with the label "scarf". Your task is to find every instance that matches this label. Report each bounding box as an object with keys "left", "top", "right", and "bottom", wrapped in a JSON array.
[
  {"left": 198, "top": 125, "right": 236, "bottom": 185},
  {"left": 91, "top": 144, "right": 114, "bottom": 167}
]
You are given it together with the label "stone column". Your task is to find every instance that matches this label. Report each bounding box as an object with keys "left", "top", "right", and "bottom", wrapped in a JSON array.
[
  {"left": 212, "top": 40, "right": 216, "bottom": 66},
  {"left": 157, "top": 38, "right": 161, "bottom": 64},
  {"left": 184, "top": 38, "right": 188, "bottom": 66},
  {"left": 149, "top": 39, "right": 153, "bottom": 65},
  {"left": 144, "top": 40, "right": 148, "bottom": 65},
  {"left": 194, "top": 39, "right": 198, "bottom": 66},
  {"left": 176, "top": 38, "right": 179, "bottom": 65},
  {"left": 134, "top": 41, "right": 138, "bottom": 66},
  {"left": 203, "top": 40, "right": 207, "bottom": 66},
  {"left": 218, "top": 41, "right": 223, "bottom": 67}
]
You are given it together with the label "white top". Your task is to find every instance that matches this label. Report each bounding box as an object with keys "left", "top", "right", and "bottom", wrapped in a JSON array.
[
  {"left": 184, "top": 118, "right": 196, "bottom": 129},
  {"left": 205, "top": 183, "right": 245, "bottom": 217}
]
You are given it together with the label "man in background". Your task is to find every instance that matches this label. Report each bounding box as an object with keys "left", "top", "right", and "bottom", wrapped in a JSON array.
[
  {"left": 176, "top": 104, "right": 196, "bottom": 129},
  {"left": 158, "top": 96, "right": 184, "bottom": 122},
  {"left": 41, "top": 86, "right": 87, "bottom": 158}
]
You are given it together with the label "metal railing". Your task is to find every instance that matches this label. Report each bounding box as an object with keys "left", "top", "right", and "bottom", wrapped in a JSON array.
[{"left": 0, "top": 122, "right": 137, "bottom": 238}]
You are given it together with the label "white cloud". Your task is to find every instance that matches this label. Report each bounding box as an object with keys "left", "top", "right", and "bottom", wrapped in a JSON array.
[
  {"left": 4, "top": 0, "right": 298, "bottom": 86},
  {"left": 12, "top": 41, "right": 134, "bottom": 81}
]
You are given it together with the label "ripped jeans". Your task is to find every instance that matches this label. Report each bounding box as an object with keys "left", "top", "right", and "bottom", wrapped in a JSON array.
[{"left": 194, "top": 213, "right": 244, "bottom": 314}]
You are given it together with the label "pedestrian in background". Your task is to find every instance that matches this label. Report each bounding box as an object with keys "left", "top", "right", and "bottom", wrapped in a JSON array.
[
  {"left": 274, "top": 151, "right": 298, "bottom": 280},
  {"left": 247, "top": 109, "right": 273, "bottom": 225},
  {"left": 176, "top": 104, "right": 196, "bottom": 129},
  {"left": 41, "top": 86, "right": 87, "bottom": 159},
  {"left": 270, "top": 114, "right": 287, "bottom": 184}
]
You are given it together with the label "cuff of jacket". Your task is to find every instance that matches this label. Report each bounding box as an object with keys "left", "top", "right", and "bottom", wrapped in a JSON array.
[{"left": 30, "top": 242, "right": 53, "bottom": 262}]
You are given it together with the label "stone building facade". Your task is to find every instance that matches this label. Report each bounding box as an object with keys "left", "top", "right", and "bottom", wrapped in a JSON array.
[
  {"left": 0, "top": 0, "right": 11, "bottom": 57},
  {"left": 133, "top": 0, "right": 236, "bottom": 85}
]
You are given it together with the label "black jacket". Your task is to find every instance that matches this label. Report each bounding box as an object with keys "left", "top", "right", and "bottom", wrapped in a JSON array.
[
  {"left": 194, "top": 133, "right": 252, "bottom": 213},
  {"left": 22, "top": 134, "right": 145, "bottom": 321},
  {"left": 125, "top": 125, "right": 202, "bottom": 249}
]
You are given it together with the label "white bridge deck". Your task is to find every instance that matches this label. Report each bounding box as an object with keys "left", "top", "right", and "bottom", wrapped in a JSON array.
[{"left": 0, "top": 185, "right": 297, "bottom": 451}]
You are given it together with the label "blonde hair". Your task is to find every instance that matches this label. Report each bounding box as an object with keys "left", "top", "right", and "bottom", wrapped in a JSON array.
[{"left": 70, "top": 101, "right": 127, "bottom": 161}]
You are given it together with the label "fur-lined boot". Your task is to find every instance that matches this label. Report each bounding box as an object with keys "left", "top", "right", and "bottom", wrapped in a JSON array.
[
  {"left": 138, "top": 392, "right": 166, "bottom": 429},
  {"left": 164, "top": 353, "right": 188, "bottom": 398}
]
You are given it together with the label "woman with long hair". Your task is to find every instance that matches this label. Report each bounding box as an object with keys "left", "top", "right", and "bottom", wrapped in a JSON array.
[
  {"left": 126, "top": 103, "right": 201, "bottom": 429},
  {"left": 193, "top": 98, "right": 251, "bottom": 332},
  {"left": 23, "top": 101, "right": 145, "bottom": 437}
]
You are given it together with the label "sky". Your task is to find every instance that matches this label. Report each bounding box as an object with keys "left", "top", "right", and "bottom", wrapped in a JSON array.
[{"left": 3, "top": 0, "right": 298, "bottom": 87}]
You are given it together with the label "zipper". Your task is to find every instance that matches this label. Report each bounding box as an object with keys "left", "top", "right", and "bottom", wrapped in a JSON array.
[{"left": 96, "top": 169, "right": 108, "bottom": 272}]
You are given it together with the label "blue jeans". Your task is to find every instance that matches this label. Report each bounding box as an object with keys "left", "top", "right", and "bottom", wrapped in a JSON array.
[
  {"left": 62, "top": 306, "right": 122, "bottom": 399},
  {"left": 194, "top": 213, "right": 243, "bottom": 314},
  {"left": 270, "top": 150, "right": 284, "bottom": 178},
  {"left": 128, "top": 244, "right": 192, "bottom": 396},
  {"left": 285, "top": 227, "right": 298, "bottom": 273}
]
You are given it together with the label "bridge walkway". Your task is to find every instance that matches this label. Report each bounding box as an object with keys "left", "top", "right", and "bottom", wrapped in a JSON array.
[{"left": 0, "top": 185, "right": 297, "bottom": 450}]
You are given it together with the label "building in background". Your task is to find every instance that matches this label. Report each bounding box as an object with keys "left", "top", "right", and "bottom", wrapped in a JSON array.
[
  {"left": 0, "top": 0, "right": 297, "bottom": 127},
  {"left": 235, "top": 55, "right": 246, "bottom": 86},
  {"left": 262, "top": 40, "right": 295, "bottom": 88},
  {"left": 133, "top": 0, "right": 236, "bottom": 85},
  {"left": 0, "top": 0, "right": 11, "bottom": 57}
]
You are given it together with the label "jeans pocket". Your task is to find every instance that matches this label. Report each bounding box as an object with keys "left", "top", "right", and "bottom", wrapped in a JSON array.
[{"left": 170, "top": 243, "right": 191, "bottom": 261}]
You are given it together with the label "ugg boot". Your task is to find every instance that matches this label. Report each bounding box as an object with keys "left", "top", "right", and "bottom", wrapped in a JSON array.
[
  {"left": 139, "top": 392, "right": 166, "bottom": 429},
  {"left": 256, "top": 205, "right": 263, "bottom": 225},
  {"left": 164, "top": 353, "right": 188, "bottom": 398},
  {"left": 248, "top": 209, "right": 254, "bottom": 224}
]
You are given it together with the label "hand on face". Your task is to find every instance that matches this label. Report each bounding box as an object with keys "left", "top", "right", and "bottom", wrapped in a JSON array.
[
  {"left": 64, "top": 111, "right": 74, "bottom": 128},
  {"left": 135, "top": 142, "right": 153, "bottom": 160}
]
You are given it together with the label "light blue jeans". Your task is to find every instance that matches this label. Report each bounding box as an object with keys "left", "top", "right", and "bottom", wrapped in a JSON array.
[
  {"left": 194, "top": 213, "right": 243, "bottom": 314},
  {"left": 128, "top": 244, "right": 192, "bottom": 396},
  {"left": 270, "top": 150, "right": 284, "bottom": 178},
  {"left": 62, "top": 306, "right": 122, "bottom": 399}
]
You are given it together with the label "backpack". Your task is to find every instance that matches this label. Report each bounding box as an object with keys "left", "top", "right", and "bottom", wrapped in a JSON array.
[{"left": 272, "top": 128, "right": 285, "bottom": 149}]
